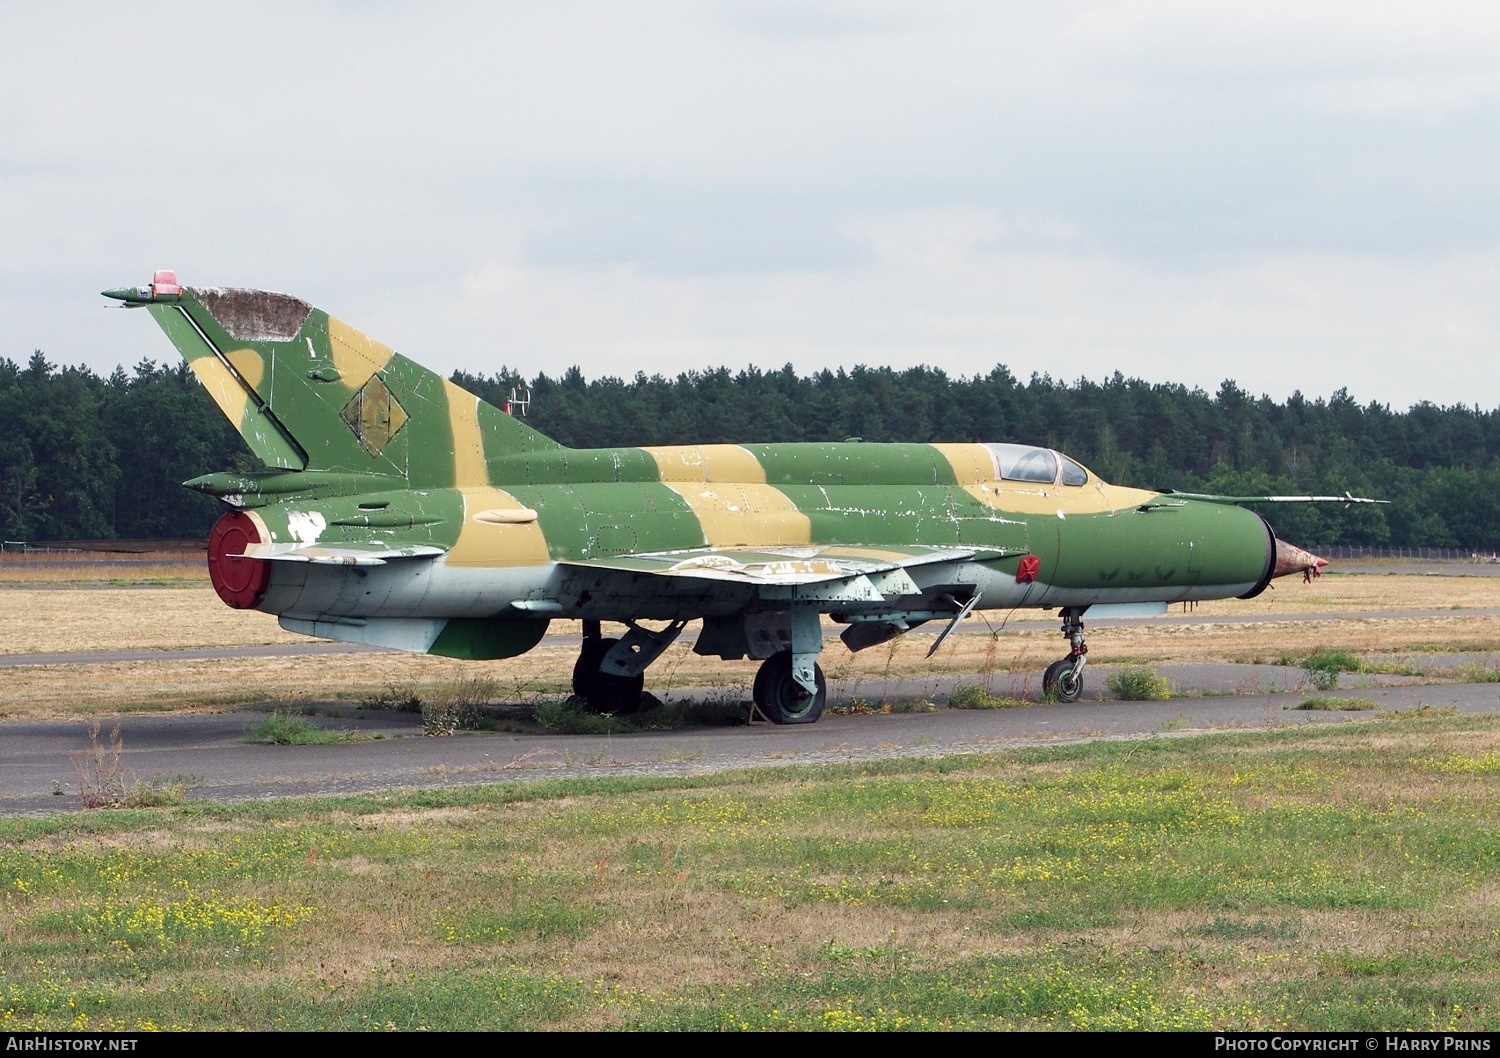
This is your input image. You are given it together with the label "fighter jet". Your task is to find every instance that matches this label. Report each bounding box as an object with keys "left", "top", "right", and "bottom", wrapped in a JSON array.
[{"left": 104, "top": 271, "right": 1364, "bottom": 724}]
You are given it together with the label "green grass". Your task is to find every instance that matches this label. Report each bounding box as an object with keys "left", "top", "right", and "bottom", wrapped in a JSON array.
[
  {"left": 947, "top": 683, "right": 1028, "bottom": 709},
  {"left": 1106, "top": 665, "right": 1171, "bottom": 701},
  {"left": 532, "top": 697, "right": 635, "bottom": 734},
  {"left": 6, "top": 716, "right": 1500, "bottom": 1030},
  {"left": 123, "top": 778, "right": 188, "bottom": 807},
  {"left": 245, "top": 710, "right": 356, "bottom": 745},
  {"left": 1290, "top": 696, "right": 1378, "bottom": 711},
  {"left": 1452, "top": 663, "right": 1500, "bottom": 683},
  {"left": 529, "top": 694, "right": 748, "bottom": 734},
  {"left": 1288, "top": 648, "right": 1428, "bottom": 691},
  {"left": 1300, "top": 648, "right": 1364, "bottom": 674},
  {"left": 1299, "top": 649, "right": 1364, "bottom": 690}
]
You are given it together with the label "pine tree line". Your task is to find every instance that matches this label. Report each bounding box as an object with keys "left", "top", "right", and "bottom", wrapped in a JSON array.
[{"left": 3, "top": 350, "right": 1497, "bottom": 548}]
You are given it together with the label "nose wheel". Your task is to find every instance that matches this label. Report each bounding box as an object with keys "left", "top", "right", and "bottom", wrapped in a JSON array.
[{"left": 1043, "top": 607, "right": 1088, "bottom": 703}]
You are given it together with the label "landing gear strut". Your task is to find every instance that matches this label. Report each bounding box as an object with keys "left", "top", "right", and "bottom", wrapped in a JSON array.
[
  {"left": 572, "top": 620, "right": 644, "bottom": 714},
  {"left": 1042, "top": 607, "right": 1088, "bottom": 703},
  {"left": 751, "top": 604, "right": 828, "bottom": 724}
]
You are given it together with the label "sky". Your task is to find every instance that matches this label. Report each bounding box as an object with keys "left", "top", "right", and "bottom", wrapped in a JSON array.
[{"left": 3, "top": 1, "right": 1499, "bottom": 411}]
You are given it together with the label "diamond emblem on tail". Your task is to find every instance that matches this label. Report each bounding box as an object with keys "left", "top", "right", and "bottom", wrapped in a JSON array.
[{"left": 340, "top": 375, "right": 408, "bottom": 456}]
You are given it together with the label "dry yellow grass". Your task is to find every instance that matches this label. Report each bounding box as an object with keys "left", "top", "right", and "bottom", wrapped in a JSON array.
[
  {"left": 1, "top": 572, "right": 1497, "bottom": 721},
  {"left": 0, "top": 647, "right": 750, "bottom": 720},
  {"left": 0, "top": 587, "right": 302, "bottom": 654},
  {"left": 0, "top": 552, "right": 204, "bottom": 586},
  {"left": 1177, "top": 568, "right": 1500, "bottom": 614},
  {"left": 4, "top": 572, "right": 1496, "bottom": 657}
]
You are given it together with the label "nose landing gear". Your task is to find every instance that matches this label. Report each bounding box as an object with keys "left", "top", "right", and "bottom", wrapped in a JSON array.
[{"left": 1042, "top": 607, "right": 1088, "bottom": 703}]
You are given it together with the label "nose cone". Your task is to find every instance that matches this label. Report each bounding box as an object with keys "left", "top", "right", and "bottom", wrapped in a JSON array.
[{"left": 1273, "top": 539, "right": 1328, "bottom": 582}]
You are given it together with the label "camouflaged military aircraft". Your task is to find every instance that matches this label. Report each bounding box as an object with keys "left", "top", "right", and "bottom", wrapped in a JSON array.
[{"left": 104, "top": 271, "right": 1356, "bottom": 724}]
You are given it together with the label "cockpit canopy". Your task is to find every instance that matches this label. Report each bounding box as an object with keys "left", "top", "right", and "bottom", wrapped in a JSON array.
[{"left": 982, "top": 444, "right": 1091, "bottom": 487}]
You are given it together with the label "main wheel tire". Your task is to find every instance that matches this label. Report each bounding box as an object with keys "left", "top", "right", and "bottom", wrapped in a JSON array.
[
  {"left": 1043, "top": 658, "right": 1084, "bottom": 703},
  {"left": 571, "top": 638, "right": 645, "bottom": 714},
  {"left": 752, "top": 650, "right": 826, "bottom": 725}
]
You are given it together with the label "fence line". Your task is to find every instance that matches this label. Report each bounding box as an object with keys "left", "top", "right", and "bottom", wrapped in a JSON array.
[{"left": 1319, "top": 545, "right": 1500, "bottom": 563}]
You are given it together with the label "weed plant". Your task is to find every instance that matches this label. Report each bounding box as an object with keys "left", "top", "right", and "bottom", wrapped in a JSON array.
[
  {"left": 69, "top": 722, "right": 189, "bottom": 807},
  {"left": 532, "top": 698, "right": 634, "bottom": 734},
  {"left": 1294, "top": 649, "right": 1436, "bottom": 689},
  {"left": 1290, "top": 696, "right": 1378, "bottom": 711},
  {"left": 833, "top": 697, "right": 939, "bottom": 714},
  {"left": 828, "top": 700, "right": 875, "bottom": 715},
  {"left": 1106, "top": 666, "right": 1171, "bottom": 701},
  {"left": 1297, "top": 649, "right": 1364, "bottom": 690},
  {"left": 360, "top": 683, "right": 422, "bottom": 712},
  {"left": 69, "top": 720, "right": 127, "bottom": 807},
  {"left": 1452, "top": 663, "right": 1500, "bottom": 683},
  {"left": 421, "top": 677, "right": 497, "bottom": 736},
  {"left": 635, "top": 695, "right": 746, "bottom": 729},
  {"left": 948, "top": 684, "right": 1027, "bottom": 709},
  {"left": 887, "top": 699, "right": 938, "bottom": 714},
  {"left": 246, "top": 710, "right": 354, "bottom": 746},
  {"left": 1301, "top": 649, "right": 1364, "bottom": 673}
]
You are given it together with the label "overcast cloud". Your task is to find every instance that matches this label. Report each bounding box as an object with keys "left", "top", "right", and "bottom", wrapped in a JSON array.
[{"left": 2, "top": 1, "right": 1498, "bottom": 409}]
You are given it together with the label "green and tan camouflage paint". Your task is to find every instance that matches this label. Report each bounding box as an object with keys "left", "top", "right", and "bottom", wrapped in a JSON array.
[{"left": 110, "top": 282, "right": 1277, "bottom": 660}]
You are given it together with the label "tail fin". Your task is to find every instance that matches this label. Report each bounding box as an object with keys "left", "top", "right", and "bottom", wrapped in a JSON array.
[{"left": 104, "top": 274, "right": 561, "bottom": 487}]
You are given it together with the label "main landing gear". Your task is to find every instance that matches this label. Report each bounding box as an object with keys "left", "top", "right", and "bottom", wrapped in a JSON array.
[
  {"left": 752, "top": 651, "right": 827, "bottom": 725},
  {"left": 749, "top": 603, "right": 828, "bottom": 725},
  {"left": 572, "top": 619, "right": 685, "bottom": 714},
  {"left": 1042, "top": 607, "right": 1088, "bottom": 703},
  {"left": 572, "top": 609, "right": 828, "bottom": 725},
  {"left": 572, "top": 628, "right": 645, "bottom": 714}
]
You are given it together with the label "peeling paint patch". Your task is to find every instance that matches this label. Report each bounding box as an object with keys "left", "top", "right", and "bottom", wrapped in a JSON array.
[
  {"left": 194, "top": 287, "right": 312, "bottom": 341},
  {"left": 286, "top": 509, "right": 328, "bottom": 544}
]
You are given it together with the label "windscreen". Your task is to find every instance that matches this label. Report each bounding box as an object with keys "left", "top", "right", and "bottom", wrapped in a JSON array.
[
  {"left": 983, "top": 444, "right": 1059, "bottom": 484},
  {"left": 980, "top": 444, "right": 1091, "bottom": 486}
]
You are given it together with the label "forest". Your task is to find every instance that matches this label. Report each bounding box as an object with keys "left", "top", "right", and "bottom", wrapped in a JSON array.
[{"left": 3, "top": 349, "right": 1497, "bottom": 550}]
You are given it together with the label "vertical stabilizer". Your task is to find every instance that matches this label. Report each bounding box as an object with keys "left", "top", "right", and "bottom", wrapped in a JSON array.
[{"left": 104, "top": 275, "right": 562, "bottom": 488}]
